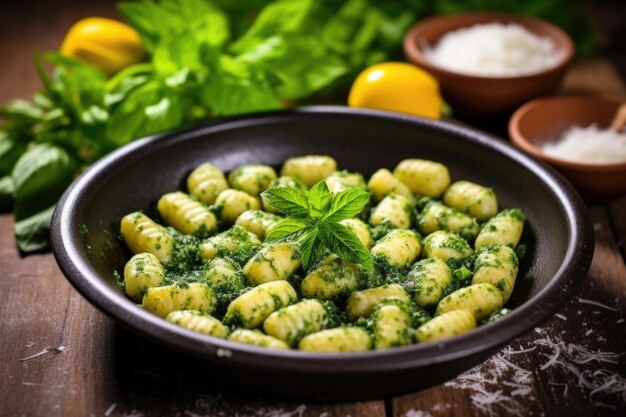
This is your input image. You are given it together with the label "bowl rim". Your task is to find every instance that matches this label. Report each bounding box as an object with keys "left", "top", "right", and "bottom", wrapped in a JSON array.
[
  {"left": 51, "top": 106, "right": 594, "bottom": 374},
  {"left": 509, "top": 95, "right": 626, "bottom": 171},
  {"left": 403, "top": 11, "right": 575, "bottom": 81}
]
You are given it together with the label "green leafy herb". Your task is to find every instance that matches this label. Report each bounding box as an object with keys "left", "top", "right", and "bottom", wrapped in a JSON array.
[
  {"left": 0, "top": 0, "right": 594, "bottom": 253},
  {"left": 263, "top": 181, "right": 373, "bottom": 270},
  {"left": 453, "top": 265, "right": 473, "bottom": 284},
  {"left": 12, "top": 143, "right": 77, "bottom": 221},
  {"left": 14, "top": 205, "right": 56, "bottom": 252},
  {"left": 0, "top": 176, "right": 15, "bottom": 210}
]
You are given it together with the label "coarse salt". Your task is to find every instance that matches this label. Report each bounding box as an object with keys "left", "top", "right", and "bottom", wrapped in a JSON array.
[
  {"left": 541, "top": 125, "right": 626, "bottom": 164},
  {"left": 424, "top": 23, "right": 561, "bottom": 77}
]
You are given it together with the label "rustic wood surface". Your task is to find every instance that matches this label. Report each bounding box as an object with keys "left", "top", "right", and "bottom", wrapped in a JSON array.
[{"left": 1, "top": 2, "right": 625, "bottom": 417}]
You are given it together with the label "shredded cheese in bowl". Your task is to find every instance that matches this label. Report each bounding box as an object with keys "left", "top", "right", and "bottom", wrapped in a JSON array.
[
  {"left": 540, "top": 125, "right": 626, "bottom": 165},
  {"left": 424, "top": 23, "right": 562, "bottom": 77}
]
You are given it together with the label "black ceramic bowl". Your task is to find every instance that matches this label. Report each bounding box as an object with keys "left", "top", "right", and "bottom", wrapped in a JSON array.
[{"left": 51, "top": 107, "right": 593, "bottom": 400}]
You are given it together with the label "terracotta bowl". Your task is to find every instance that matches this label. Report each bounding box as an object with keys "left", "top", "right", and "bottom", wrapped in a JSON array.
[
  {"left": 509, "top": 96, "right": 626, "bottom": 201},
  {"left": 403, "top": 12, "right": 575, "bottom": 118}
]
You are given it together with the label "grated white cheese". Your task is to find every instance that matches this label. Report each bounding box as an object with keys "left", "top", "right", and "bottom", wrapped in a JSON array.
[
  {"left": 541, "top": 125, "right": 626, "bottom": 164},
  {"left": 445, "top": 318, "right": 626, "bottom": 413},
  {"left": 424, "top": 23, "right": 561, "bottom": 77},
  {"left": 578, "top": 297, "right": 619, "bottom": 312}
]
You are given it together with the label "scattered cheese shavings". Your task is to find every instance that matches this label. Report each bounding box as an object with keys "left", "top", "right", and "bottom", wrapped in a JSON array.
[
  {"left": 445, "top": 324, "right": 626, "bottom": 415},
  {"left": 105, "top": 403, "right": 117, "bottom": 417},
  {"left": 24, "top": 342, "right": 35, "bottom": 348},
  {"left": 578, "top": 298, "right": 619, "bottom": 312},
  {"left": 507, "top": 346, "right": 537, "bottom": 356},
  {"left": 19, "top": 348, "right": 52, "bottom": 362},
  {"left": 19, "top": 345, "right": 67, "bottom": 362},
  {"left": 405, "top": 410, "right": 434, "bottom": 417},
  {"left": 554, "top": 314, "right": 567, "bottom": 321},
  {"left": 540, "top": 347, "right": 561, "bottom": 370}
]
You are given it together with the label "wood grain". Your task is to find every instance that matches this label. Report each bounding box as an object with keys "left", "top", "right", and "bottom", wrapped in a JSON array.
[
  {"left": 0, "top": 2, "right": 377, "bottom": 416},
  {"left": 608, "top": 196, "right": 626, "bottom": 259},
  {"left": 0, "top": 209, "right": 386, "bottom": 416},
  {"left": 391, "top": 207, "right": 626, "bottom": 417},
  {"left": 0, "top": 0, "right": 119, "bottom": 101}
]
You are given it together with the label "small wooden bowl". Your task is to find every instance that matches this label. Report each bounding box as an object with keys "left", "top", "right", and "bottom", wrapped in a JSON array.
[
  {"left": 403, "top": 12, "right": 574, "bottom": 118},
  {"left": 509, "top": 96, "right": 626, "bottom": 201}
]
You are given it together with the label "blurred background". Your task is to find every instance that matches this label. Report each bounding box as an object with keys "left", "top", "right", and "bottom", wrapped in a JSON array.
[
  {"left": 2, "top": 0, "right": 625, "bottom": 101},
  {"left": 1, "top": 0, "right": 626, "bottom": 252}
]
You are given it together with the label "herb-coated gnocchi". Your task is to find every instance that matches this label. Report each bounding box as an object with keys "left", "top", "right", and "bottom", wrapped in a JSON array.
[{"left": 119, "top": 155, "right": 527, "bottom": 352}]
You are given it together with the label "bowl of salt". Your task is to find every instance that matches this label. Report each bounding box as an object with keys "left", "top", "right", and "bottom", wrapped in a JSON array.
[
  {"left": 509, "top": 95, "right": 626, "bottom": 201},
  {"left": 403, "top": 12, "right": 574, "bottom": 118}
]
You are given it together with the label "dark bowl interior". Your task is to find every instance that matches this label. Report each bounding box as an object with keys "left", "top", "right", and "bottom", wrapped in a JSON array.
[{"left": 51, "top": 107, "right": 594, "bottom": 400}]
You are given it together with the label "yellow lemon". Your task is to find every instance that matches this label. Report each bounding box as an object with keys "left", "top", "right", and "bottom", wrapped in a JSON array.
[
  {"left": 348, "top": 62, "right": 444, "bottom": 119},
  {"left": 60, "top": 17, "right": 145, "bottom": 76}
]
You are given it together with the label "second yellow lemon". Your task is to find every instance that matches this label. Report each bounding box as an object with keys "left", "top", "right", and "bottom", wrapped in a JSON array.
[{"left": 348, "top": 62, "right": 444, "bottom": 119}]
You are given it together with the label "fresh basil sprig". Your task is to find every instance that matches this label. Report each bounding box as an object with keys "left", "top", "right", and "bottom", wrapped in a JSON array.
[{"left": 262, "top": 181, "right": 373, "bottom": 270}]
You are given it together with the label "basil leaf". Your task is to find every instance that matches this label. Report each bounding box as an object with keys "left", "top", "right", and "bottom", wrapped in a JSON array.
[
  {"left": 233, "top": 0, "right": 314, "bottom": 51},
  {"left": 0, "top": 131, "right": 27, "bottom": 176},
  {"left": 43, "top": 52, "right": 107, "bottom": 113},
  {"left": 323, "top": 187, "right": 370, "bottom": 222},
  {"left": 118, "top": 0, "right": 173, "bottom": 51},
  {"left": 14, "top": 205, "right": 55, "bottom": 252},
  {"left": 12, "top": 144, "right": 77, "bottom": 221},
  {"left": 0, "top": 175, "right": 15, "bottom": 210},
  {"left": 322, "top": 222, "right": 373, "bottom": 270},
  {"left": 200, "top": 57, "right": 281, "bottom": 116},
  {"left": 265, "top": 218, "right": 308, "bottom": 242},
  {"left": 307, "top": 180, "right": 331, "bottom": 219},
  {"left": 189, "top": 8, "right": 230, "bottom": 48},
  {"left": 107, "top": 80, "right": 184, "bottom": 145},
  {"left": 298, "top": 227, "right": 320, "bottom": 269},
  {"left": 105, "top": 64, "right": 154, "bottom": 107},
  {"left": 453, "top": 266, "right": 473, "bottom": 282},
  {"left": 0, "top": 100, "right": 44, "bottom": 124},
  {"left": 260, "top": 186, "right": 309, "bottom": 218},
  {"left": 237, "top": 36, "right": 347, "bottom": 100},
  {"left": 120, "top": 0, "right": 230, "bottom": 52},
  {"left": 153, "top": 32, "right": 206, "bottom": 76},
  {"left": 33, "top": 92, "right": 53, "bottom": 110},
  {"left": 270, "top": 37, "right": 346, "bottom": 99}
]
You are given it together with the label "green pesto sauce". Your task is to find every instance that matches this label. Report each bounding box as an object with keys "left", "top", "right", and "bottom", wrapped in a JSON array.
[
  {"left": 215, "top": 227, "right": 261, "bottom": 265},
  {"left": 503, "top": 208, "right": 525, "bottom": 222},
  {"left": 209, "top": 272, "right": 246, "bottom": 316},
  {"left": 373, "top": 256, "right": 407, "bottom": 286},
  {"left": 112, "top": 270, "right": 124, "bottom": 290},
  {"left": 165, "top": 231, "right": 203, "bottom": 275},
  {"left": 369, "top": 220, "right": 394, "bottom": 241},
  {"left": 118, "top": 161, "right": 530, "bottom": 349}
]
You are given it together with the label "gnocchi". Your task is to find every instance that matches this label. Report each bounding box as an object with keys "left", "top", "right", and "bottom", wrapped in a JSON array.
[
  {"left": 280, "top": 155, "right": 337, "bottom": 187},
  {"left": 119, "top": 155, "right": 528, "bottom": 352}
]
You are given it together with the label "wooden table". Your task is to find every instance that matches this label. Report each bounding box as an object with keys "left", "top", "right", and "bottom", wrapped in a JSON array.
[{"left": 2, "top": 2, "right": 626, "bottom": 416}]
